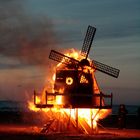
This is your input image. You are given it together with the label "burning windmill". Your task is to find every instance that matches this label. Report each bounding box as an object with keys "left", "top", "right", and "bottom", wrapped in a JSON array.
[{"left": 30, "top": 25, "right": 120, "bottom": 133}]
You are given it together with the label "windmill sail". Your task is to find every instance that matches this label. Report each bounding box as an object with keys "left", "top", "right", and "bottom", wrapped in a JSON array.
[
  {"left": 92, "top": 60, "right": 120, "bottom": 78},
  {"left": 49, "top": 50, "right": 79, "bottom": 66},
  {"left": 81, "top": 26, "right": 96, "bottom": 59}
]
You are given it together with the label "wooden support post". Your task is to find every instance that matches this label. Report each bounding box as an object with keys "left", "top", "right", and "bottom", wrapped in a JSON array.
[
  {"left": 100, "top": 92, "right": 102, "bottom": 108},
  {"left": 75, "top": 108, "right": 78, "bottom": 129}
]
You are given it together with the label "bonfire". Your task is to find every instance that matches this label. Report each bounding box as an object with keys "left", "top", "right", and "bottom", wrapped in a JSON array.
[{"left": 28, "top": 25, "right": 120, "bottom": 134}]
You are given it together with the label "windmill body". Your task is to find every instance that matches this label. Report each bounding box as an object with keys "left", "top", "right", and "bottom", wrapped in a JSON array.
[{"left": 34, "top": 26, "right": 120, "bottom": 109}]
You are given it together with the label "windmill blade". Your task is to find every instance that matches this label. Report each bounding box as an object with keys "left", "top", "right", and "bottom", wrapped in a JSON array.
[
  {"left": 49, "top": 50, "right": 79, "bottom": 66},
  {"left": 81, "top": 25, "right": 96, "bottom": 59},
  {"left": 92, "top": 60, "right": 120, "bottom": 78}
]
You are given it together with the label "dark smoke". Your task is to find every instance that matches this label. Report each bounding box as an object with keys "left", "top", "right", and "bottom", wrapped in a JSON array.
[
  {"left": 0, "top": 0, "right": 59, "bottom": 67},
  {"left": 0, "top": 1, "right": 64, "bottom": 101}
]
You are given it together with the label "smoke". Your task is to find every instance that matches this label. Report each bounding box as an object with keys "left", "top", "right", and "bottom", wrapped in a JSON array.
[
  {"left": 0, "top": 0, "right": 59, "bottom": 67},
  {"left": 0, "top": 1, "right": 63, "bottom": 101}
]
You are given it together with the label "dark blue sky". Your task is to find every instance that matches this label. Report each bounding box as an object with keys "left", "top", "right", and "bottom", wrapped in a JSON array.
[{"left": 0, "top": 0, "right": 140, "bottom": 105}]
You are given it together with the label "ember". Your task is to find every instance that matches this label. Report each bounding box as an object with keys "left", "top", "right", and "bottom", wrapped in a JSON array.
[{"left": 28, "top": 25, "right": 120, "bottom": 134}]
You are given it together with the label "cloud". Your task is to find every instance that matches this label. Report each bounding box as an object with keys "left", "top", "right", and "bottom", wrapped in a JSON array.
[{"left": 0, "top": 63, "right": 26, "bottom": 70}]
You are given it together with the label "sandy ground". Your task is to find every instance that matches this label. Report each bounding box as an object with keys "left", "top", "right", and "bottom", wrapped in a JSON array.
[
  {"left": 99, "top": 128, "right": 140, "bottom": 139},
  {"left": 0, "top": 125, "right": 140, "bottom": 140}
]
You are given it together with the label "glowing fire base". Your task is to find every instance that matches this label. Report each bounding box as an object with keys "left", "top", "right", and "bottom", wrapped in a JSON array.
[
  {"left": 28, "top": 91, "right": 112, "bottom": 134},
  {"left": 39, "top": 108, "right": 100, "bottom": 134}
]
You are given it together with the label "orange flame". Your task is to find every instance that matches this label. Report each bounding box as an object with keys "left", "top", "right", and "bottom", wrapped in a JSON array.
[{"left": 28, "top": 96, "right": 41, "bottom": 112}]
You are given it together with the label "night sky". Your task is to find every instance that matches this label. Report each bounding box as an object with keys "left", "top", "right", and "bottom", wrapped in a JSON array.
[{"left": 0, "top": 0, "right": 140, "bottom": 105}]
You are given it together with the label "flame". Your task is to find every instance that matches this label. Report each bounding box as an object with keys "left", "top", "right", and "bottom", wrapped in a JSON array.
[
  {"left": 65, "top": 49, "right": 79, "bottom": 59},
  {"left": 28, "top": 49, "right": 111, "bottom": 133},
  {"left": 36, "top": 96, "right": 41, "bottom": 104},
  {"left": 52, "top": 73, "right": 56, "bottom": 81},
  {"left": 28, "top": 96, "right": 41, "bottom": 112},
  {"left": 55, "top": 95, "right": 62, "bottom": 105}
]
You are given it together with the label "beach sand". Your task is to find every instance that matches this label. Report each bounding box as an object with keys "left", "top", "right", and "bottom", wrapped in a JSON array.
[
  {"left": 0, "top": 111, "right": 140, "bottom": 140},
  {"left": 0, "top": 125, "right": 140, "bottom": 140}
]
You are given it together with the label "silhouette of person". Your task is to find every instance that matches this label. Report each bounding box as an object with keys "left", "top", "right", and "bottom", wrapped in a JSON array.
[
  {"left": 137, "top": 107, "right": 140, "bottom": 129},
  {"left": 118, "top": 104, "right": 128, "bottom": 129}
]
